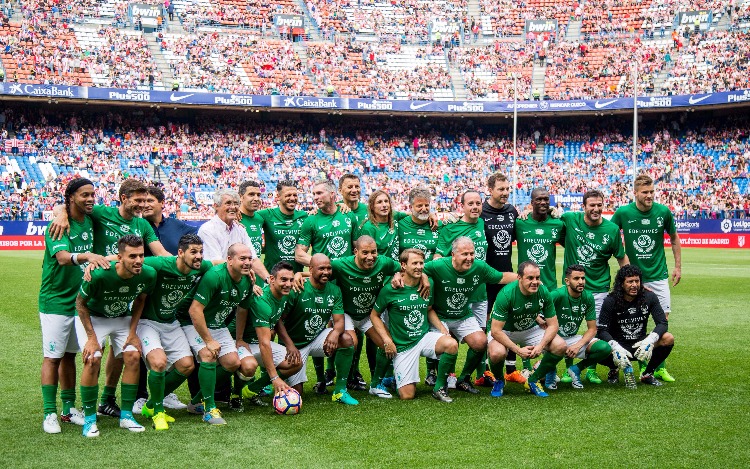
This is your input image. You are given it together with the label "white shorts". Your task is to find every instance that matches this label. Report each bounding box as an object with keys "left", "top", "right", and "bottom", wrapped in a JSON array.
[
  {"left": 182, "top": 325, "right": 237, "bottom": 361},
  {"left": 75, "top": 315, "right": 139, "bottom": 358},
  {"left": 287, "top": 328, "right": 333, "bottom": 386},
  {"left": 40, "top": 313, "right": 79, "bottom": 358},
  {"left": 593, "top": 292, "right": 609, "bottom": 319},
  {"left": 433, "top": 316, "right": 482, "bottom": 344},
  {"left": 470, "top": 301, "right": 488, "bottom": 329},
  {"left": 562, "top": 334, "right": 599, "bottom": 359},
  {"left": 644, "top": 279, "right": 671, "bottom": 313},
  {"left": 393, "top": 332, "right": 443, "bottom": 389},
  {"left": 344, "top": 313, "right": 373, "bottom": 334},
  {"left": 137, "top": 319, "right": 192, "bottom": 370},
  {"left": 488, "top": 325, "right": 545, "bottom": 348},
  {"left": 248, "top": 341, "right": 287, "bottom": 368}
]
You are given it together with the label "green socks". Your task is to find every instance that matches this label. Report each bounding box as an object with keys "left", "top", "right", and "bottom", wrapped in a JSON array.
[
  {"left": 334, "top": 346, "right": 355, "bottom": 393},
  {"left": 434, "top": 353, "right": 457, "bottom": 392},
  {"left": 163, "top": 369, "right": 189, "bottom": 397},
  {"left": 459, "top": 348, "right": 484, "bottom": 381},
  {"left": 370, "top": 348, "right": 389, "bottom": 388},
  {"left": 101, "top": 384, "right": 116, "bottom": 402},
  {"left": 198, "top": 361, "right": 217, "bottom": 410},
  {"left": 574, "top": 340, "right": 611, "bottom": 370},
  {"left": 529, "top": 352, "right": 564, "bottom": 383},
  {"left": 426, "top": 357, "right": 439, "bottom": 373},
  {"left": 146, "top": 370, "right": 166, "bottom": 413},
  {"left": 60, "top": 388, "right": 75, "bottom": 415},
  {"left": 522, "top": 358, "right": 532, "bottom": 371},
  {"left": 245, "top": 368, "right": 274, "bottom": 395},
  {"left": 80, "top": 385, "right": 99, "bottom": 417},
  {"left": 475, "top": 351, "right": 487, "bottom": 377},
  {"left": 313, "top": 356, "right": 326, "bottom": 382},
  {"left": 120, "top": 383, "right": 138, "bottom": 413},
  {"left": 42, "top": 384, "right": 58, "bottom": 416},
  {"left": 489, "top": 358, "right": 505, "bottom": 381}
]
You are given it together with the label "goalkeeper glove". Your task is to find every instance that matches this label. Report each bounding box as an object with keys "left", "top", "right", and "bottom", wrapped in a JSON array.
[
  {"left": 608, "top": 340, "right": 633, "bottom": 369},
  {"left": 633, "top": 332, "right": 659, "bottom": 363}
]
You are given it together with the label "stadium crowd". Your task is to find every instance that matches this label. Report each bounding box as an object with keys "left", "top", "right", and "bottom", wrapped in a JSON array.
[{"left": 1, "top": 106, "right": 748, "bottom": 221}]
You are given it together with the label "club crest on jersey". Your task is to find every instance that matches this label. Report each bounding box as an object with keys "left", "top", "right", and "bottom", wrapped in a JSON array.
[
  {"left": 82, "top": 232, "right": 89, "bottom": 240},
  {"left": 656, "top": 217, "right": 664, "bottom": 227},
  {"left": 634, "top": 235, "right": 655, "bottom": 254},
  {"left": 493, "top": 230, "right": 511, "bottom": 250},
  {"left": 528, "top": 243, "right": 548, "bottom": 264},
  {"left": 516, "top": 317, "right": 535, "bottom": 330},
  {"left": 472, "top": 275, "right": 479, "bottom": 285},
  {"left": 363, "top": 277, "right": 371, "bottom": 284},
  {"left": 327, "top": 295, "right": 335, "bottom": 306},
  {"left": 404, "top": 310, "right": 425, "bottom": 332},
  {"left": 328, "top": 236, "right": 347, "bottom": 256},
  {"left": 279, "top": 235, "right": 297, "bottom": 254},
  {"left": 376, "top": 273, "right": 384, "bottom": 283},
  {"left": 136, "top": 284, "right": 145, "bottom": 294},
  {"left": 576, "top": 245, "right": 595, "bottom": 264},
  {"left": 475, "top": 231, "right": 482, "bottom": 238},
  {"left": 305, "top": 315, "right": 324, "bottom": 334},
  {"left": 561, "top": 321, "right": 578, "bottom": 336},
  {"left": 104, "top": 301, "right": 128, "bottom": 316},
  {"left": 621, "top": 322, "right": 643, "bottom": 340},
  {"left": 551, "top": 228, "right": 559, "bottom": 238},
  {"left": 353, "top": 292, "right": 375, "bottom": 309},
  {"left": 345, "top": 218, "right": 352, "bottom": 227},
  {"left": 475, "top": 246, "right": 486, "bottom": 260},
  {"left": 231, "top": 288, "right": 237, "bottom": 296},
  {"left": 119, "top": 286, "right": 129, "bottom": 293},
  {"left": 602, "top": 234, "right": 611, "bottom": 245},
  {"left": 586, "top": 232, "right": 595, "bottom": 239},
  {"left": 446, "top": 293, "right": 467, "bottom": 310},
  {"left": 162, "top": 290, "right": 184, "bottom": 307}
]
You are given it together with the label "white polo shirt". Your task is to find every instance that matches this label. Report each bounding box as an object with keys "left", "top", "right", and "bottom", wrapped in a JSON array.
[{"left": 197, "top": 215, "right": 258, "bottom": 261}]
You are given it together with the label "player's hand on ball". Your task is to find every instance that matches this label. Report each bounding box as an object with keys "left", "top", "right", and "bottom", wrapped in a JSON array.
[
  {"left": 272, "top": 378, "right": 290, "bottom": 395},
  {"left": 633, "top": 333, "right": 659, "bottom": 363}
]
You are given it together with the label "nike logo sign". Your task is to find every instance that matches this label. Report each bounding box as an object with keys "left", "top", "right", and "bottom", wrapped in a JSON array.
[
  {"left": 442, "top": 280, "right": 450, "bottom": 283},
  {"left": 104, "top": 290, "right": 114, "bottom": 294},
  {"left": 170, "top": 93, "right": 195, "bottom": 102},
  {"left": 628, "top": 219, "right": 638, "bottom": 223},
  {"left": 220, "top": 291, "right": 229, "bottom": 294},
  {"left": 301, "top": 298, "right": 311, "bottom": 302},
  {"left": 69, "top": 235, "right": 79, "bottom": 239},
  {"left": 688, "top": 94, "right": 711, "bottom": 104},
  {"left": 409, "top": 102, "right": 431, "bottom": 110},
  {"left": 522, "top": 231, "right": 531, "bottom": 234},
  {"left": 594, "top": 99, "right": 618, "bottom": 109}
]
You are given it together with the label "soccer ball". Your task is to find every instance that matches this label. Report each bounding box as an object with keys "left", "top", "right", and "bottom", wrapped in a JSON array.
[{"left": 273, "top": 389, "right": 302, "bottom": 415}]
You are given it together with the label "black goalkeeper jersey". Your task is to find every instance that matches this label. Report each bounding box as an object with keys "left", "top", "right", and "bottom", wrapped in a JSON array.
[
  {"left": 597, "top": 290, "right": 668, "bottom": 344},
  {"left": 481, "top": 201, "right": 518, "bottom": 273}
]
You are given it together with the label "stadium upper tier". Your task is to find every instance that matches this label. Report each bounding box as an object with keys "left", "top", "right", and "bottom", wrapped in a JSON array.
[
  {"left": 1, "top": 1, "right": 749, "bottom": 100},
  {"left": 0, "top": 105, "right": 747, "bottom": 221}
]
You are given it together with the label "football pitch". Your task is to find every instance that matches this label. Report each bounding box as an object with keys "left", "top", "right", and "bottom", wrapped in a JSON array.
[{"left": 1, "top": 248, "right": 748, "bottom": 467}]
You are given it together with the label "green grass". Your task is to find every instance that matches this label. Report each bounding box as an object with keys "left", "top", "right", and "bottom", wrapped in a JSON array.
[{"left": 1, "top": 248, "right": 749, "bottom": 467}]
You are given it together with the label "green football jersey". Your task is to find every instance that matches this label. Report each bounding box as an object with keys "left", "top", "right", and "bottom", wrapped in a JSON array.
[
  {"left": 39, "top": 216, "right": 94, "bottom": 315},
  {"left": 298, "top": 208, "right": 356, "bottom": 259},
  {"left": 350, "top": 202, "right": 369, "bottom": 226},
  {"left": 398, "top": 217, "right": 441, "bottom": 262},
  {"left": 373, "top": 281, "right": 433, "bottom": 353},
  {"left": 561, "top": 212, "right": 625, "bottom": 293},
  {"left": 238, "top": 211, "right": 264, "bottom": 260},
  {"left": 515, "top": 216, "right": 564, "bottom": 289},
  {"left": 490, "top": 281, "right": 555, "bottom": 332},
  {"left": 79, "top": 261, "right": 157, "bottom": 318},
  {"left": 257, "top": 207, "right": 307, "bottom": 273},
  {"left": 550, "top": 286, "right": 596, "bottom": 338},
  {"left": 330, "top": 255, "right": 401, "bottom": 321},
  {"left": 356, "top": 219, "right": 400, "bottom": 261},
  {"left": 423, "top": 257, "right": 503, "bottom": 321},
  {"left": 435, "top": 218, "right": 490, "bottom": 302},
  {"left": 141, "top": 257, "right": 213, "bottom": 323},
  {"left": 282, "top": 281, "right": 344, "bottom": 347},
  {"left": 611, "top": 202, "right": 676, "bottom": 283},
  {"left": 238, "top": 285, "right": 289, "bottom": 344},
  {"left": 90, "top": 205, "right": 158, "bottom": 256},
  {"left": 192, "top": 264, "right": 254, "bottom": 329}
]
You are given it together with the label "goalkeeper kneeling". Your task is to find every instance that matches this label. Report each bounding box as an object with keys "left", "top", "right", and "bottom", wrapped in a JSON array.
[{"left": 597, "top": 265, "right": 675, "bottom": 388}]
